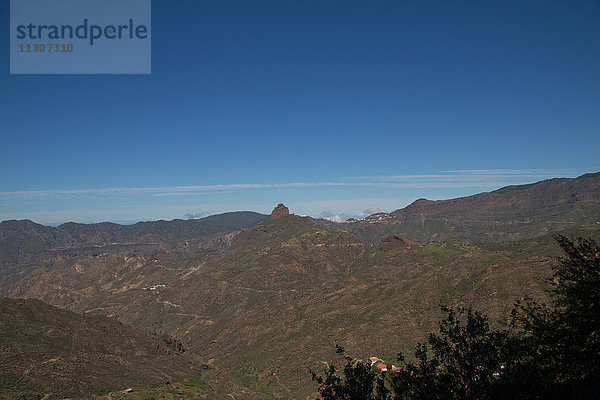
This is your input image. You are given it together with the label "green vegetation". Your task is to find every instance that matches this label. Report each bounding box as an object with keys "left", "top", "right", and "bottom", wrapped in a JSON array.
[{"left": 312, "top": 235, "right": 600, "bottom": 399}]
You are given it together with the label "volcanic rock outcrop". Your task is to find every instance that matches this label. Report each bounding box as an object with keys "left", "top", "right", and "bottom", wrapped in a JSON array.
[{"left": 270, "top": 203, "right": 290, "bottom": 219}]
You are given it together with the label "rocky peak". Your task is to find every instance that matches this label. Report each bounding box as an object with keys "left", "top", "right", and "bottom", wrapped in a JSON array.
[{"left": 270, "top": 203, "right": 290, "bottom": 219}]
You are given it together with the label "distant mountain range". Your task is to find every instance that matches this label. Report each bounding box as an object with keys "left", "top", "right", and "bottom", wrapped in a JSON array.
[
  {"left": 0, "top": 211, "right": 267, "bottom": 279},
  {"left": 319, "top": 172, "right": 600, "bottom": 242},
  {"left": 1, "top": 173, "right": 600, "bottom": 398}
]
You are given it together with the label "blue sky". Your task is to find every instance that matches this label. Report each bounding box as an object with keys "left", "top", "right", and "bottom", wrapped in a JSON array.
[{"left": 1, "top": 1, "right": 599, "bottom": 224}]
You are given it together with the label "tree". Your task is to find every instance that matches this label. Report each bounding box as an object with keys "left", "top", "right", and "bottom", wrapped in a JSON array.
[
  {"left": 390, "top": 306, "right": 516, "bottom": 400},
  {"left": 511, "top": 235, "right": 600, "bottom": 398}
]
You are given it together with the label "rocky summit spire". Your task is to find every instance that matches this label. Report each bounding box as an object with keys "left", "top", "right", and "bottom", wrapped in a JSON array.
[{"left": 270, "top": 203, "right": 290, "bottom": 219}]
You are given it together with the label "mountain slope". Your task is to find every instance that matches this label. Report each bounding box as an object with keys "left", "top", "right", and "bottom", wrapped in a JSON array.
[
  {"left": 0, "top": 298, "right": 208, "bottom": 399},
  {"left": 324, "top": 172, "right": 600, "bottom": 242}
]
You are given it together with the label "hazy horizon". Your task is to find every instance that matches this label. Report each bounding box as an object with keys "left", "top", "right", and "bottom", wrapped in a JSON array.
[{"left": 1, "top": 169, "right": 595, "bottom": 225}]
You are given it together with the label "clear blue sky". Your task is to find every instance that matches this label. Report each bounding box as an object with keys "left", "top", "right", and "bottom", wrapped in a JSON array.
[{"left": 1, "top": 1, "right": 599, "bottom": 224}]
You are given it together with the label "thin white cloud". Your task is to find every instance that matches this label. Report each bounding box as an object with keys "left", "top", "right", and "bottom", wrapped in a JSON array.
[
  {"left": 346, "top": 169, "right": 581, "bottom": 181},
  {"left": 0, "top": 169, "right": 587, "bottom": 199},
  {"left": 440, "top": 169, "right": 575, "bottom": 175},
  {"left": 0, "top": 181, "right": 506, "bottom": 199}
]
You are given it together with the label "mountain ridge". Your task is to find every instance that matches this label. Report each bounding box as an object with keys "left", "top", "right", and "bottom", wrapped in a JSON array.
[
  {"left": 0, "top": 211, "right": 268, "bottom": 276},
  {"left": 321, "top": 172, "right": 600, "bottom": 242}
]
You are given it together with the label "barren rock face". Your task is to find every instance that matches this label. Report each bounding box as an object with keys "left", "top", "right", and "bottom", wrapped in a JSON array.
[{"left": 270, "top": 203, "right": 290, "bottom": 219}]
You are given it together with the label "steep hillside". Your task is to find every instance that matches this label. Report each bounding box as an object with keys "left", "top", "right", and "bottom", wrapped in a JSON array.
[
  {"left": 322, "top": 172, "right": 600, "bottom": 242},
  {"left": 0, "top": 298, "right": 210, "bottom": 399}
]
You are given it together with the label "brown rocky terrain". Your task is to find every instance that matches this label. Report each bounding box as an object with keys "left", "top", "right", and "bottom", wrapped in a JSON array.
[{"left": 4, "top": 207, "right": 599, "bottom": 398}]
